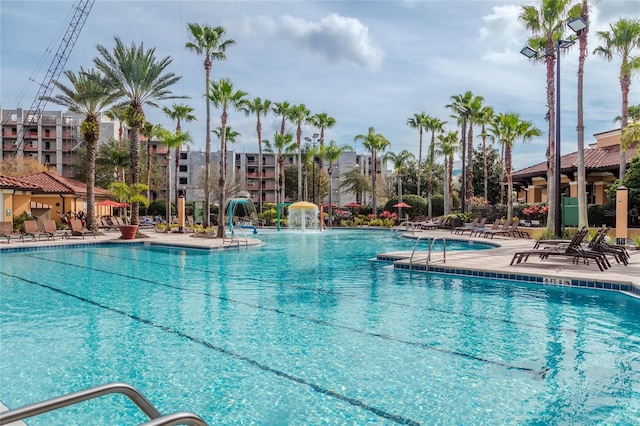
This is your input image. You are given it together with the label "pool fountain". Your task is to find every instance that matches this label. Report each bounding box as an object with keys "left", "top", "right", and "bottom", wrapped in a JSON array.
[{"left": 287, "top": 201, "right": 320, "bottom": 232}]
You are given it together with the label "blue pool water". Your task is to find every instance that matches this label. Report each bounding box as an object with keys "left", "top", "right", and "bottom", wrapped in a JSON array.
[{"left": 1, "top": 229, "right": 639, "bottom": 425}]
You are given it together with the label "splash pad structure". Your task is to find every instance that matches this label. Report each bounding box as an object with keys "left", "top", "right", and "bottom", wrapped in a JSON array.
[
  {"left": 287, "top": 201, "right": 320, "bottom": 232},
  {"left": 227, "top": 198, "right": 259, "bottom": 236}
]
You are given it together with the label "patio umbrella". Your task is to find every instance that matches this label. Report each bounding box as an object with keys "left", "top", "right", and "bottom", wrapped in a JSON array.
[
  {"left": 344, "top": 202, "right": 361, "bottom": 208},
  {"left": 393, "top": 202, "right": 411, "bottom": 208},
  {"left": 96, "top": 199, "right": 122, "bottom": 207}
]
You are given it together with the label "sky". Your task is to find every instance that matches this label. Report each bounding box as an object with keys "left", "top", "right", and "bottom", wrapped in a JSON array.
[{"left": 1, "top": 0, "right": 639, "bottom": 171}]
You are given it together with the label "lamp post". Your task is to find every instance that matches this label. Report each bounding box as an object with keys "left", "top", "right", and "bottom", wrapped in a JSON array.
[{"left": 521, "top": 16, "right": 587, "bottom": 237}]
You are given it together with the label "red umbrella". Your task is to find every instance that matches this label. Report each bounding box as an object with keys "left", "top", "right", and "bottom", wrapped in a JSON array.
[
  {"left": 344, "top": 202, "right": 361, "bottom": 208},
  {"left": 322, "top": 203, "right": 339, "bottom": 208},
  {"left": 393, "top": 202, "right": 411, "bottom": 208},
  {"left": 96, "top": 200, "right": 129, "bottom": 208}
]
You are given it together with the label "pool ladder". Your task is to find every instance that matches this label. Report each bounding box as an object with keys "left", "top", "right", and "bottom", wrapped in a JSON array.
[
  {"left": 409, "top": 236, "right": 446, "bottom": 271},
  {"left": 0, "top": 382, "right": 208, "bottom": 426}
]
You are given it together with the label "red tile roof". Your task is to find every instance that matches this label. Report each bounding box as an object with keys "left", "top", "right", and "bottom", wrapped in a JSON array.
[
  {"left": 0, "top": 175, "right": 40, "bottom": 190},
  {"left": 10, "top": 172, "right": 109, "bottom": 195},
  {"left": 512, "top": 143, "right": 639, "bottom": 179}
]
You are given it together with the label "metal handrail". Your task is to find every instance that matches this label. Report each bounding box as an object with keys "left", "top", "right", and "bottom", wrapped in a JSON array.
[
  {"left": 140, "top": 412, "right": 208, "bottom": 426},
  {"left": 409, "top": 235, "right": 431, "bottom": 269},
  {"left": 0, "top": 382, "right": 207, "bottom": 426},
  {"left": 408, "top": 236, "right": 446, "bottom": 271}
]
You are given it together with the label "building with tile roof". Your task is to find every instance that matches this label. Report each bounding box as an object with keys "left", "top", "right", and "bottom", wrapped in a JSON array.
[{"left": 512, "top": 129, "right": 638, "bottom": 206}]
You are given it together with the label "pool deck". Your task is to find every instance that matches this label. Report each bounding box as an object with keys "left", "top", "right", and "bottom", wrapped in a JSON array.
[{"left": 1, "top": 226, "right": 638, "bottom": 295}]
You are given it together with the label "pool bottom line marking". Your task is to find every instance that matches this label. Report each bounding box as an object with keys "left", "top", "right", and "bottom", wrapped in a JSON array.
[
  {"left": 2, "top": 271, "right": 420, "bottom": 426},
  {"left": 23, "top": 254, "right": 549, "bottom": 378}
]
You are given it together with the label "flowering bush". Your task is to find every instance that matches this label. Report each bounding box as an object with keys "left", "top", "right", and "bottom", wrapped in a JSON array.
[
  {"left": 379, "top": 210, "right": 398, "bottom": 220},
  {"left": 469, "top": 196, "right": 489, "bottom": 206},
  {"left": 523, "top": 203, "right": 548, "bottom": 218}
]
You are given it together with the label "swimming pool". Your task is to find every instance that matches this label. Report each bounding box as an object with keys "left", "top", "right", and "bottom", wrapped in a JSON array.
[{"left": 1, "top": 229, "right": 639, "bottom": 424}]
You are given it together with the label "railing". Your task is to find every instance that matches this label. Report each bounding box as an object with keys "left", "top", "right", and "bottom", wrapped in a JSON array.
[
  {"left": 0, "top": 382, "right": 208, "bottom": 426},
  {"left": 408, "top": 236, "right": 446, "bottom": 270}
]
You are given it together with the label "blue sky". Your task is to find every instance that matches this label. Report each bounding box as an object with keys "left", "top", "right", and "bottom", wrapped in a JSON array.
[{"left": 1, "top": 0, "right": 638, "bottom": 171}]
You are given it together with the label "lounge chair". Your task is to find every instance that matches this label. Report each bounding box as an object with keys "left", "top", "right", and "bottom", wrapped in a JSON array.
[
  {"left": 470, "top": 218, "right": 500, "bottom": 237},
  {"left": 587, "top": 226, "right": 629, "bottom": 265},
  {"left": 70, "top": 219, "right": 96, "bottom": 239},
  {"left": 452, "top": 217, "right": 479, "bottom": 235},
  {"left": 43, "top": 219, "right": 69, "bottom": 240},
  {"left": 511, "top": 227, "right": 609, "bottom": 271},
  {"left": 99, "top": 217, "right": 119, "bottom": 232},
  {"left": 454, "top": 217, "right": 487, "bottom": 236},
  {"left": 480, "top": 219, "right": 517, "bottom": 239},
  {"left": 23, "top": 219, "right": 51, "bottom": 241},
  {"left": 0, "top": 221, "right": 29, "bottom": 243}
]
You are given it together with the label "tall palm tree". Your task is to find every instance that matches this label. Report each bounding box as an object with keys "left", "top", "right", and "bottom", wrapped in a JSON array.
[
  {"left": 162, "top": 103, "right": 196, "bottom": 208},
  {"left": 310, "top": 112, "right": 336, "bottom": 203},
  {"left": 593, "top": 17, "right": 640, "bottom": 180},
  {"left": 384, "top": 150, "right": 415, "bottom": 219},
  {"left": 318, "top": 140, "right": 351, "bottom": 226},
  {"left": 446, "top": 92, "right": 473, "bottom": 212},
  {"left": 207, "top": 78, "right": 249, "bottom": 238},
  {"left": 272, "top": 101, "right": 291, "bottom": 135},
  {"left": 519, "top": 0, "right": 582, "bottom": 235},
  {"left": 424, "top": 116, "right": 447, "bottom": 217},
  {"left": 185, "top": 23, "right": 235, "bottom": 228},
  {"left": 476, "top": 105, "right": 495, "bottom": 202},
  {"left": 488, "top": 113, "right": 541, "bottom": 220},
  {"left": 287, "top": 104, "right": 312, "bottom": 200},
  {"left": 465, "top": 94, "right": 485, "bottom": 204},
  {"left": 244, "top": 97, "right": 272, "bottom": 213},
  {"left": 614, "top": 104, "right": 640, "bottom": 123},
  {"left": 94, "top": 37, "right": 182, "bottom": 226},
  {"left": 157, "top": 127, "right": 193, "bottom": 227},
  {"left": 339, "top": 168, "right": 371, "bottom": 205},
  {"left": 42, "top": 67, "right": 117, "bottom": 231},
  {"left": 406, "top": 112, "right": 429, "bottom": 197},
  {"left": 354, "top": 127, "right": 390, "bottom": 217},
  {"left": 437, "top": 131, "right": 458, "bottom": 215},
  {"left": 139, "top": 121, "right": 163, "bottom": 200},
  {"left": 264, "top": 132, "right": 296, "bottom": 205},
  {"left": 103, "top": 105, "right": 127, "bottom": 150}
]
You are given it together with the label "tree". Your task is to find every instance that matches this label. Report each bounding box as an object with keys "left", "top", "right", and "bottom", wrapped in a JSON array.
[
  {"left": 95, "top": 138, "right": 129, "bottom": 186},
  {"left": 157, "top": 127, "right": 193, "bottom": 225},
  {"left": 108, "top": 181, "right": 150, "bottom": 226},
  {"left": 436, "top": 131, "right": 458, "bottom": 215},
  {"left": 94, "top": 37, "right": 182, "bottom": 226},
  {"left": 0, "top": 157, "right": 53, "bottom": 176},
  {"left": 318, "top": 141, "right": 351, "bottom": 226},
  {"left": 593, "top": 17, "right": 640, "bottom": 180},
  {"left": 406, "top": 112, "right": 429, "bottom": 196},
  {"left": 185, "top": 23, "right": 235, "bottom": 227},
  {"left": 476, "top": 105, "right": 495, "bottom": 202},
  {"left": 354, "top": 127, "right": 390, "bottom": 217},
  {"left": 139, "top": 121, "right": 163, "bottom": 200},
  {"left": 272, "top": 101, "right": 291, "bottom": 135},
  {"left": 424, "top": 116, "right": 447, "bottom": 217},
  {"left": 446, "top": 91, "right": 474, "bottom": 212},
  {"left": 244, "top": 97, "right": 272, "bottom": 213},
  {"left": 207, "top": 78, "right": 249, "bottom": 238},
  {"left": 385, "top": 150, "right": 415, "bottom": 219},
  {"left": 519, "top": 0, "right": 582, "bottom": 235},
  {"left": 309, "top": 112, "right": 336, "bottom": 204},
  {"left": 464, "top": 93, "right": 485, "bottom": 207},
  {"left": 162, "top": 103, "right": 196, "bottom": 208},
  {"left": 42, "top": 67, "right": 117, "bottom": 231},
  {"left": 614, "top": 104, "right": 640, "bottom": 123},
  {"left": 471, "top": 143, "right": 502, "bottom": 205},
  {"left": 339, "top": 167, "right": 371, "bottom": 204},
  {"left": 288, "top": 104, "right": 312, "bottom": 200},
  {"left": 264, "top": 132, "right": 296, "bottom": 205},
  {"left": 488, "top": 113, "right": 541, "bottom": 220}
]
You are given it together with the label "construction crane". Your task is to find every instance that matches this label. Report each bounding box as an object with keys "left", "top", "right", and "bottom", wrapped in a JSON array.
[{"left": 11, "top": 0, "right": 95, "bottom": 155}]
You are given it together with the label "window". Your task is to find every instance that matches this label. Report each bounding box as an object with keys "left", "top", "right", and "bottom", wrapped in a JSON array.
[
  {"left": 45, "top": 154, "right": 51, "bottom": 163},
  {"left": 179, "top": 165, "right": 188, "bottom": 172},
  {"left": 45, "top": 142, "right": 51, "bottom": 150},
  {"left": 180, "top": 152, "right": 188, "bottom": 160},
  {"left": 179, "top": 177, "right": 188, "bottom": 185}
]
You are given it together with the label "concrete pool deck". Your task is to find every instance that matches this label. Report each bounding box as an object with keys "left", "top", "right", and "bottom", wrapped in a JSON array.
[{"left": 1, "top": 226, "right": 638, "bottom": 295}]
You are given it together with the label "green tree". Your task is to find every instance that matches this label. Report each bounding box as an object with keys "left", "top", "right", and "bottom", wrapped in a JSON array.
[
  {"left": 287, "top": 104, "right": 312, "bottom": 200},
  {"left": 339, "top": 167, "right": 371, "bottom": 204},
  {"left": 385, "top": 150, "right": 415, "bottom": 219},
  {"left": 157, "top": 127, "right": 193, "bottom": 224},
  {"left": 593, "top": 17, "right": 640, "bottom": 180},
  {"left": 264, "top": 132, "right": 296, "bottom": 205},
  {"left": 94, "top": 37, "right": 182, "bottom": 226},
  {"left": 446, "top": 91, "right": 474, "bottom": 212},
  {"left": 354, "top": 127, "right": 391, "bottom": 217},
  {"left": 472, "top": 143, "right": 502, "bottom": 205},
  {"left": 96, "top": 138, "right": 130, "bottom": 187},
  {"left": 319, "top": 141, "right": 352, "bottom": 226},
  {"left": 488, "top": 113, "right": 541, "bottom": 221},
  {"left": 140, "top": 121, "right": 163, "bottom": 200},
  {"left": 162, "top": 103, "right": 196, "bottom": 208},
  {"left": 476, "top": 105, "right": 495, "bottom": 202},
  {"left": 436, "top": 131, "right": 459, "bottom": 215},
  {"left": 42, "top": 67, "right": 117, "bottom": 231},
  {"left": 244, "top": 97, "right": 272, "bottom": 213},
  {"left": 272, "top": 101, "right": 291, "bottom": 135},
  {"left": 406, "top": 112, "right": 429, "bottom": 196},
  {"left": 185, "top": 23, "right": 235, "bottom": 227},
  {"left": 309, "top": 112, "right": 336, "bottom": 203},
  {"left": 207, "top": 78, "right": 249, "bottom": 238},
  {"left": 424, "top": 116, "right": 447, "bottom": 217}
]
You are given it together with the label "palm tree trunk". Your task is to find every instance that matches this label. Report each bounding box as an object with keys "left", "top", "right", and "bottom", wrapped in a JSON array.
[
  {"left": 130, "top": 126, "right": 140, "bottom": 225},
  {"left": 546, "top": 51, "right": 557, "bottom": 235},
  {"left": 448, "top": 154, "right": 454, "bottom": 214},
  {"left": 371, "top": 148, "right": 377, "bottom": 218},
  {"left": 506, "top": 145, "right": 513, "bottom": 220},
  {"left": 460, "top": 120, "right": 467, "bottom": 213},
  {"left": 417, "top": 128, "right": 423, "bottom": 197},
  {"left": 166, "top": 151, "right": 171, "bottom": 229},
  {"left": 146, "top": 139, "right": 151, "bottom": 201},
  {"left": 466, "top": 124, "right": 474, "bottom": 208},
  {"left": 204, "top": 62, "right": 212, "bottom": 228},
  {"left": 577, "top": 9, "right": 589, "bottom": 228},
  {"left": 297, "top": 127, "right": 302, "bottom": 200},
  {"left": 257, "top": 118, "right": 263, "bottom": 213},
  {"left": 86, "top": 138, "right": 97, "bottom": 231},
  {"left": 482, "top": 127, "right": 488, "bottom": 202},
  {"left": 619, "top": 75, "right": 630, "bottom": 180},
  {"left": 217, "top": 116, "right": 227, "bottom": 238}
]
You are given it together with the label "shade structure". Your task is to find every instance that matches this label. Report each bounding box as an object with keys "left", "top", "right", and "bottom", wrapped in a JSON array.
[
  {"left": 393, "top": 202, "right": 412, "bottom": 208},
  {"left": 343, "top": 202, "right": 361, "bottom": 208},
  {"left": 289, "top": 201, "right": 318, "bottom": 210},
  {"left": 96, "top": 199, "right": 129, "bottom": 208}
]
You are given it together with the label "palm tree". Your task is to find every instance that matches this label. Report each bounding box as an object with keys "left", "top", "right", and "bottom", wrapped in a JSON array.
[
  {"left": 385, "top": 150, "right": 415, "bottom": 219},
  {"left": 264, "top": 132, "right": 296, "bottom": 205},
  {"left": 42, "top": 67, "right": 117, "bottom": 231},
  {"left": 593, "top": 17, "right": 640, "bottom": 180},
  {"left": 212, "top": 125, "right": 241, "bottom": 186},
  {"left": 488, "top": 113, "right": 541, "bottom": 220},
  {"left": 476, "top": 105, "right": 495, "bottom": 202},
  {"left": 103, "top": 105, "right": 127, "bottom": 150},
  {"left": 207, "top": 78, "right": 249, "bottom": 238},
  {"left": 465, "top": 94, "right": 485, "bottom": 205},
  {"left": 406, "top": 112, "right": 429, "bottom": 197},
  {"left": 287, "top": 104, "right": 312, "bottom": 200},
  {"left": 446, "top": 91, "right": 473, "bottom": 212},
  {"left": 162, "top": 103, "right": 196, "bottom": 209},
  {"left": 318, "top": 141, "right": 351, "bottom": 226},
  {"left": 157, "top": 127, "right": 193, "bottom": 227},
  {"left": 519, "top": 0, "right": 582, "bottom": 235},
  {"left": 620, "top": 121, "right": 640, "bottom": 149},
  {"left": 272, "top": 101, "right": 291, "bottom": 135},
  {"left": 94, "top": 37, "right": 182, "bottom": 226},
  {"left": 339, "top": 168, "right": 371, "bottom": 205},
  {"left": 354, "top": 127, "right": 390, "bottom": 217},
  {"left": 424, "top": 116, "right": 447, "bottom": 217},
  {"left": 437, "top": 131, "right": 458, "bottom": 215},
  {"left": 244, "top": 97, "right": 272, "bottom": 213},
  {"left": 139, "top": 121, "right": 163, "bottom": 200},
  {"left": 309, "top": 112, "right": 336, "bottom": 203},
  {"left": 614, "top": 104, "right": 640, "bottom": 123},
  {"left": 185, "top": 23, "right": 236, "bottom": 228}
]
